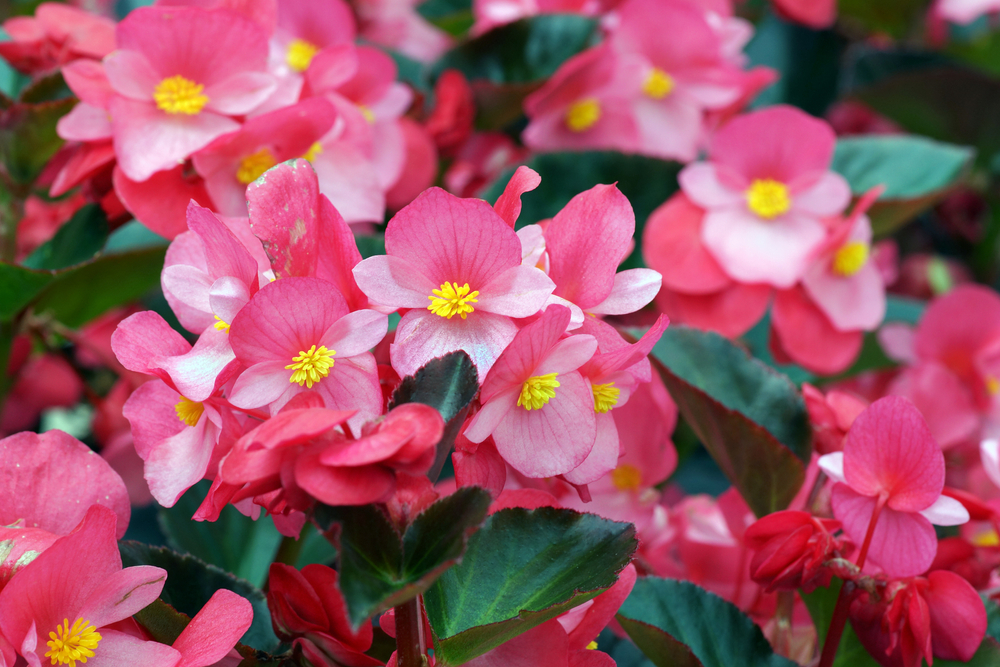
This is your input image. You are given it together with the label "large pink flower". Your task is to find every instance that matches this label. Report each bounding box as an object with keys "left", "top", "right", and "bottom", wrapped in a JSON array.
[
  {"left": 228, "top": 276, "right": 387, "bottom": 428},
  {"left": 463, "top": 305, "right": 598, "bottom": 478},
  {"left": 818, "top": 396, "right": 969, "bottom": 578},
  {"left": 678, "top": 105, "right": 851, "bottom": 287},
  {"left": 103, "top": 5, "right": 276, "bottom": 181},
  {"left": 0, "top": 505, "right": 180, "bottom": 667},
  {"left": 353, "top": 187, "right": 555, "bottom": 381}
]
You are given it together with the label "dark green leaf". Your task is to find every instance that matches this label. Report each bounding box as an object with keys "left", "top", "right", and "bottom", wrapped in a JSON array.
[
  {"left": 0, "top": 262, "right": 54, "bottom": 320},
  {"left": 432, "top": 15, "right": 597, "bottom": 85},
  {"left": 356, "top": 235, "right": 386, "bottom": 259},
  {"left": 19, "top": 72, "right": 73, "bottom": 104},
  {"left": 313, "top": 486, "right": 491, "bottom": 629},
  {"left": 133, "top": 598, "right": 192, "bottom": 645},
  {"left": 158, "top": 480, "right": 283, "bottom": 589},
  {"left": 22, "top": 204, "right": 109, "bottom": 271},
  {"left": 481, "top": 151, "right": 681, "bottom": 269},
  {"left": 651, "top": 326, "right": 811, "bottom": 517},
  {"left": 118, "top": 541, "right": 280, "bottom": 652},
  {"left": 616, "top": 577, "right": 797, "bottom": 667},
  {"left": 0, "top": 97, "right": 75, "bottom": 183},
  {"left": 832, "top": 135, "right": 974, "bottom": 235},
  {"left": 417, "top": 0, "right": 473, "bottom": 36},
  {"left": 837, "top": 0, "right": 927, "bottom": 39},
  {"left": 425, "top": 507, "right": 637, "bottom": 665}
]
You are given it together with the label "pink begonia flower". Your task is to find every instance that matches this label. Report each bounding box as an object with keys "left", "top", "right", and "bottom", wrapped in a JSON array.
[
  {"left": 161, "top": 203, "right": 270, "bottom": 336},
  {"left": 192, "top": 98, "right": 339, "bottom": 216},
  {"left": 769, "top": 285, "right": 864, "bottom": 375},
  {"left": 0, "top": 2, "right": 114, "bottom": 75},
  {"left": 771, "top": 0, "right": 836, "bottom": 28},
  {"left": 543, "top": 183, "right": 662, "bottom": 324},
  {"left": 936, "top": 0, "right": 1000, "bottom": 23},
  {"left": 112, "top": 164, "right": 216, "bottom": 240},
  {"left": 103, "top": 5, "right": 276, "bottom": 182},
  {"left": 608, "top": 0, "right": 744, "bottom": 162},
  {"left": 523, "top": 45, "right": 643, "bottom": 155},
  {"left": 802, "top": 383, "right": 867, "bottom": 455},
  {"left": 227, "top": 276, "right": 387, "bottom": 428},
  {"left": 0, "top": 505, "right": 180, "bottom": 667},
  {"left": 463, "top": 305, "right": 599, "bottom": 478},
  {"left": 355, "top": 0, "right": 452, "bottom": 63},
  {"left": 884, "top": 284, "right": 1000, "bottom": 448},
  {"left": 353, "top": 186, "right": 555, "bottom": 381},
  {"left": 170, "top": 588, "right": 254, "bottom": 667},
  {"left": 245, "top": 160, "right": 370, "bottom": 312},
  {"left": 271, "top": 0, "right": 355, "bottom": 81},
  {"left": 0, "top": 353, "right": 83, "bottom": 435},
  {"left": 678, "top": 105, "right": 852, "bottom": 287},
  {"left": 818, "top": 396, "right": 970, "bottom": 578},
  {"left": 156, "top": 0, "right": 278, "bottom": 33}
]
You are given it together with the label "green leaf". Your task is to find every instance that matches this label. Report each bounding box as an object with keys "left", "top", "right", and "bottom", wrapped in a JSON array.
[
  {"left": 0, "top": 262, "right": 54, "bottom": 320},
  {"left": 651, "top": 326, "right": 811, "bottom": 517},
  {"left": 425, "top": 507, "right": 637, "bottom": 665},
  {"left": 158, "top": 480, "right": 283, "bottom": 589},
  {"left": 314, "top": 486, "right": 492, "bottom": 629},
  {"left": 22, "top": 204, "right": 109, "bottom": 270},
  {"left": 432, "top": 15, "right": 597, "bottom": 85},
  {"left": 417, "top": 0, "right": 473, "bottom": 36},
  {"left": 0, "top": 97, "right": 75, "bottom": 183},
  {"left": 119, "top": 541, "right": 280, "bottom": 652},
  {"left": 837, "top": 0, "right": 927, "bottom": 39},
  {"left": 616, "top": 577, "right": 797, "bottom": 667},
  {"left": 390, "top": 350, "right": 480, "bottom": 480},
  {"left": 481, "top": 151, "right": 681, "bottom": 269},
  {"left": 831, "top": 135, "right": 974, "bottom": 235}
]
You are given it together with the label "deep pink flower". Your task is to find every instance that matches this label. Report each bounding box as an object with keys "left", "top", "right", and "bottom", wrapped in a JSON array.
[
  {"left": 353, "top": 186, "right": 555, "bottom": 381},
  {"left": 771, "top": 0, "right": 836, "bottom": 27},
  {"left": 463, "top": 305, "right": 598, "bottom": 478},
  {"left": 112, "top": 164, "right": 216, "bottom": 240},
  {"left": 0, "top": 506, "right": 180, "bottom": 667},
  {"left": 103, "top": 6, "right": 276, "bottom": 181},
  {"left": 0, "top": 2, "right": 114, "bottom": 74},
  {"left": 678, "top": 105, "right": 851, "bottom": 287},
  {"left": 228, "top": 276, "right": 387, "bottom": 428},
  {"left": 818, "top": 396, "right": 970, "bottom": 578},
  {"left": 802, "top": 383, "right": 867, "bottom": 455}
]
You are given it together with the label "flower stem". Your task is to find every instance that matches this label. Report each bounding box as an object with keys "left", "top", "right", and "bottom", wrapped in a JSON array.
[
  {"left": 395, "top": 596, "right": 426, "bottom": 667},
  {"left": 817, "top": 494, "right": 886, "bottom": 667}
]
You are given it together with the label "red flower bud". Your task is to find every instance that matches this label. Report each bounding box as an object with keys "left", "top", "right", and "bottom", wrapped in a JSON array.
[{"left": 744, "top": 510, "right": 846, "bottom": 592}]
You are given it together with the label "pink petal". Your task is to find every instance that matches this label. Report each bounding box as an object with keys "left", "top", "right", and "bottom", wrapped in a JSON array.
[
  {"left": 536, "top": 335, "right": 598, "bottom": 376},
  {"left": 391, "top": 309, "right": 518, "bottom": 383},
  {"left": 310, "top": 140, "right": 386, "bottom": 224},
  {"left": 517, "top": 224, "right": 546, "bottom": 267},
  {"left": 75, "top": 629, "right": 181, "bottom": 667},
  {"left": 122, "top": 380, "right": 185, "bottom": 459},
  {"left": 655, "top": 283, "right": 771, "bottom": 339},
  {"left": 203, "top": 71, "right": 276, "bottom": 115},
  {"left": 642, "top": 192, "right": 731, "bottom": 295},
  {"left": 209, "top": 276, "right": 252, "bottom": 324},
  {"left": 981, "top": 439, "right": 1000, "bottom": 489},
  {"left": 162, "top": 264, "right": 214, "bottom": 333},
  {"left": 914, "top": 284, "right": 1000, "bottom": 366},
  {"left": 228, "top": 361, "right": 296, "bottom": 409},
  {"left": 918, "top": 495, "right": 969, "bottom": 526},
  {"left": 62, "top": 59, "right": 115, "bottom": 108},
  {"left": 493, "top": 371, "right": 596, "bottom": 477},
  {"left": 294, "top": 448, "right": 394, "bottom": 506},
  {"left": 476, "top": 264, "right": 556, "bottom": 317},
  {"left": 479, "top": 305, "right": 571, "bottom": 400},
  {"left": 320, "top": 403, "right": 442, "bottom": 467},
  {"left": 678, "top": 162, "right": 745, "bottom": 209},
  {"left": 493, "top": 165, "right": 541, "bottom": 228},
  {"left": 877, "top": 323, "right": 917, "bottom": 364},
  {"left": 112, "top": 310, "right": 191, "bottom": 378},
  {"left": 57, "top": 103, "right": 113, "bottom": 141},
  {"left": 545, "top": 183, "right": 634, "bottom": 310},
  {"left": 314, "top": 354, "right": 383, "bottom": 432},
  {"left": 103, "top": 49, "right": 159, "bottom": 101},
  {"left": 80, "top": 566, "right": 167, "bottom": 627},
  {"left": 321, "top": 310, "right": 388, "bottom": 357},
  {"left": 144, "top": 417, "right": 218, "bottom": 507},
  {"left": 588, "top": 268, "right": 661, "bottom": 316},
  {"left": 173, "top": 590, "right": 253, "bottom": 667},
  {"left": 630, "top": 94, "right": 702, "bottom": 162},
  {"left": 770, "top": 286, "right": 863, "bottom": 375},
  {"left": 187, "top": 202, "right": 259, "bottom": 288},
  {"left": 462, "top": 387, "right": 520, "bottom": 444},
  {"left": 802, "top": 261, "right": 885, "bottom": 332},
  {"left": 818, "top": 452, "right": 845, "bottom": 483},
  {"left": 926, "top": 570, "right": 987, "bottom": 662},
  {"left": 353, "top": 254, "right": 439, "bottom": 309},
  {"left": 887, "top": 363, "right": 979, "bottom": 449},
  {"left": 791, "top": 172, "right": 851, "bottom": 217},
  {"left": 463, "top": 619, "right": 569, "bottom": 667},
  {"left": 304, "top": 44, "right": 359, "bottom": 92},
  {"left": 385, "top": 187, "right": 521, "bottom": 289},
  {"left": 277, "top": 0, "right": 356, "bottom": 50},
  {"left": 156, "top": 327, "right": 239, "bottom": 402},
  {"left": 564, "top": 564, "right": 636, "bottom": 650},
  {"left": 562, "top": 411, "right": 619, "bottom": 485},
  {"left": 112, "top": 164, "right": 213, "bottom": 240}
]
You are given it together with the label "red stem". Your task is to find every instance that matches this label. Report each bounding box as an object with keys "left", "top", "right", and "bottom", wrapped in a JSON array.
[
  {"left": 817, "top": 493, "right": 887, "bottom": 667},
  {"left": 394, "top": 596, "right": 426, "bottom": 667}
]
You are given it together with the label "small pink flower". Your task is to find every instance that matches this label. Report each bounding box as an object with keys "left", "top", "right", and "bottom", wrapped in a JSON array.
[
  {"left": 353, "top": 187, "right": 555, "bottom": 381},
  {"left": 935, "top": 0, "right": 1000, "bottom": 24},
  {"left": 818, "top": 396, "right": 970, "bottom": 578},
  {"left": 355, "top": 0, "right": 452, "bottom": 63},
  {"left": 103, "top": 5, "right": 276, "bottom": 181},
  {"left": 0, "top": 2, "right": 115, "bottom": 75},
  {"left": 678, "top": 105, "right": 852, "bottom": 287},
  {"left": 463, "top": 305, "right": 599, "bottom": 478}
]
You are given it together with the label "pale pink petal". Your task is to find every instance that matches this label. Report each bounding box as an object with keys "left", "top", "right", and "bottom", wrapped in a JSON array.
[
  {"left": 80, "top": 566, "right": 167, "bottom": 627},
  {"left": 162, "top": 264, "right": 214, "bottom": 333},
  {"left": 493, "top": 165, "right": 541, "bottom": 228},
  {"left": 588, "top": 268, "right": 661, "bottom": 316},
  {"left": 476, "top": 265, "right": 556, "bottom": 317},
  {"left": 321, "top": 310, "right": 388, "bottom": 358},
  {"left": 173, "top": 590, "right": 253, "bottom": 667},
  {"left": 209, "top": 276, "right": 252, "bottom": 325},
  {"left": 631, "top": 95, "right": 702, "bottom": 163},
  {"left": 122, "top": 380, "right": 185, "bottom": 460},
  {"left": 103, "top": 50, "right": 159, "bottom": 101},
  {"left": 353, "top": 254, "right": 438, "bottom": 309},
  {"left": 791, "top": 171, "right": 851, "bottom": 217},
  {"left": 678, "top": 162, "right": 745, "bottom": 209},
  {"left": 535, "top": 335, "right": 598, "bottom": 376},
  {"left": 493, "top": 371, "right": 597, "bottom": 477},
  {"left": 818, "top": 452, "right": 845, "bottom": 483},
  {"left": 228, "top": 361, "right": 294, "bottom": 409},
  {"left": 562, "top": 411, "right": 619, "bottom": 485},
  {"left": 112, "top": 311, "right": 191, "bottom": 376},
  {"left": 156, "top": 327, "right": 238, "bottom": 402},
  {"left": 517, "top": 224, "right": 546, "bottom": 267},
  {"left": 314, "top": 354, "right": 382, "bottom": 432},
  {"left": 802, "top": 261, "right": 885, "bottom": 332},
  {"left": 919, "top": 495, "right": 970, "bottom": 526},
  {"left": 462, "top": 387, "right": 520, "bottom": 444},
  {"left": 310, "top": 140, "right": 385, "bottom": 224},
  {"left": 77, "top": 630, "right": 181, "bottom": 667},
  {"left": 877, "top": 323, "right": 917, "bottom": 364},
  {"left": 479, "top": 305, "right": 571, "bottom": 400},
  {"left": 981, "top": 439, "right": 1000, "bottom": 489},
  {"left": 203, "top": 71, "right": 276, "bottom": 115},
  {"left": 62, "top": 59, "right": 115, "bottom": 108},
  {"left": 187, "top": 202, "right": 260, "bottom": 287},
  {"left": 887, "top": 364, "right": 979, "bottom": 449},
  {"left": 57, "top": 103, "right": 113, "bottom": 142},
  {"left": 145, "top": 417, "right": 217, "bottom": 507}
]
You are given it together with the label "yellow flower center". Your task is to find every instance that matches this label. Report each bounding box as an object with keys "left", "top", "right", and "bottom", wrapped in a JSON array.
[
  {"left": 586, "top": 641, "right": 599, "bottom": 650},
  {"left": 174, "top": 396, "right": 204, "bottom": 427},
  {"left": 45, "top": 618, "right": 101, "bottom": 667},
  {"left": 302, "top": 142, "right": 323, "bottom": 163},
  {"left": 213, "top": 316, "right": 230, "bottom": 333},
  {"left": 154, "top": 75, "right": 209, "bottom": 115},
  {"left": 236, "top": 147, "right": 276, "bottom": 185},
  {"left": 643, "top": 68, "right": 674, "bottom": 99},
  {"left": 610, "top": 464, "right": 643, "bottom": 492},
  {"left": 973, "top": 528, "right": 1000, "bottom": 547},
  {"left": 831, "top": 241, "right": 869, "bottom": 277},
  {"left": 286, "top": 344, "right": 336, "bottom": 388},
  {"left": 987, "top": 376, "right": 1000, "bottom": 396},
  {"left": 428, "top": 282, "right": 479, "bottom": 320},
  {"left": 358, "top": 105, "right": 376, "bottom": 124},
  {"left": 286, "top": 38, "right": 319, "bottom": 72},
  {"left": 565, "top": 98, "right": 601, "bottom": 132},
  {"left": 592, "top": 382, "right": 620, "bottom": 413},
  {"left": 518, "top": 373, "right": 560, "bottom": 411},
  {"left": 746, "top": 179, "right": 791, "bottom": 219}
]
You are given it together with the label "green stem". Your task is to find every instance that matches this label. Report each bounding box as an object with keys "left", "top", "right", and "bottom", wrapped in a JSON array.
[
  {"left": 0, "top": 180, "right": 25, "bottom": 264},
  {"left": 272, "top": 534, "right": 304, "bottom": 567}
]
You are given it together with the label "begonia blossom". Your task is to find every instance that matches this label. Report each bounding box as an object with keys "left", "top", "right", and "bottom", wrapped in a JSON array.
[{"left": 0, "top": 2, "right": 114, "bottom": 75}]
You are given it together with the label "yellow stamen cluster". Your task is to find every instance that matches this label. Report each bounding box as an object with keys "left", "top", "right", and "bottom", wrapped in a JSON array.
[
  {"left": 610, "top": 464, "right": 643, "bottom": 492},
  {"left": 643, "top": 68, "right": 674, "bottom": 99},
  {"left": 213, "top": 316, "right": 231, "bottom": 333},
  {"left": 45, "top": 618, "right": 101, "bottom": 667},
  {"left": 428, "top": 282, "right": 479, "bottom": 320},
  {"left": 586, "top": 641, "right": 599, "bottom": 650},
  {"left": 286, "top": 38, "right": 319, "bottom": 72},
  {"left": 746, "top": 179, "right": 791, "bottom": 219},
  {"left": 518, "top": 373, "right": 560, "bottom": 411},
  {"left": 174, "top": 396, "right": 204, "bottom": 427},
  {"left": 302, "top": 142, "right": 323, "bottom": 163},
  {"left": 358, "top": 105, "right": 376, "bottom": 124},
  {"left": 987, "top": 376, "right": 1000, "bottom": 396},
  {"left": 591, "top": 382, "right": 620, "bottom": 413},
  {"left": 831, "top": 241, "right": 869, "bottom": 277},
  {"left": 286, "top": 344, "right": 336, "bottom": 388},
  {"left": 236, "top": 147, "right": 277, "bottom": 185},
  {"left": 565, "top": 98, "right": 601, "bottom": 132},
  {"left": 154, "top": 75, "right": 209, "bottom": 115}
]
